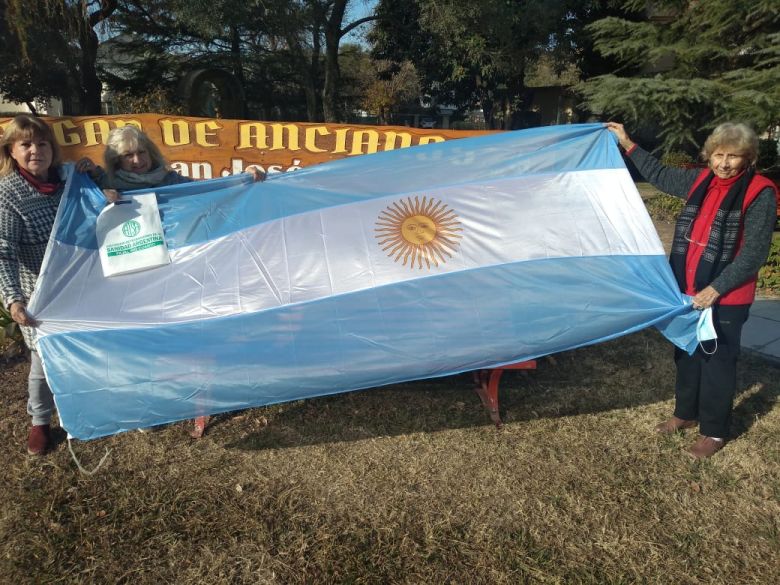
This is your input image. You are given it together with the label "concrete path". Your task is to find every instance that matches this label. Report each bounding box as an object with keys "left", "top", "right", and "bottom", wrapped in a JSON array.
[{"left": 744, "top": 299, "right": 780, "bottom": 364}]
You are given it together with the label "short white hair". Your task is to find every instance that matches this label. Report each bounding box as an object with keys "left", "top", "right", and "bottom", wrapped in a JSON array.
[
  {"left": 702, "top": 123, "right": 759, "bottom": 166},
  {"left": 104, "top": 126, "right": 168, "bottom": 179}
]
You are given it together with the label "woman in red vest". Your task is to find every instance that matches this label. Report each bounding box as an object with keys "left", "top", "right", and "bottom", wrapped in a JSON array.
[{"left": 607, "top": 121, "right": 777, "bottom": 459}]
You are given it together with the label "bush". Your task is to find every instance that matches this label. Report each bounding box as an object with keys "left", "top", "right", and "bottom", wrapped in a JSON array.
[
  {"left": 660, "top": 150, "right": 695, "bottom": 168},
  {"left": 758, "top": 232, "right": 780, "bottom": 293},
  {"left": 108, "top": 89, "right": 185, "bottom": 116},
  {"left": 0, "top": 305, "right": 24, "bottom": 360},
  {"left": 757, "top": 139, "right": 778, "bottom": 171},
  {"left": 645, "top": 192, "right": 684, "bottom": 220}
]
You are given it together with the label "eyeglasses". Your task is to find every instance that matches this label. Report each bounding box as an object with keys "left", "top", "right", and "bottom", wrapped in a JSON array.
[{"left": 683, "top": 219, "right": 708, "bottom": 247}]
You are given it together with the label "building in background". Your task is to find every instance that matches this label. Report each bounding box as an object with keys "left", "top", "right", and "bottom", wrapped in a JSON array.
[{"left": 0, "top": 97, "right": 63, "bottom": 117}]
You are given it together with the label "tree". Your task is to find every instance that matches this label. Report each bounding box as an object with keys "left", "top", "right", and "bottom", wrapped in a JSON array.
[
  {"left": 74, "top": 0, "right": 119, "bottom": 113},
  {"left": 321, "top": 0, "right": 378, "bottom": 121},
  {"left": 103, "top": 1, "right": 265, "bottom": 116},
  {"left": 105, "top": 0, "right": 378, "bottom": 122},
  {"left": 258, "top": 0, "right": 327, "bottom": 122},
  {"left": 579, "top": 0, "right": 780, "bottom": 154},
  {"left": 0, "top": 1, "right": 70, "bottom": 112},
  {"left": 107, "top": 0, "right": 327, "bottom": 120},
  {"left": 359, "top": 59, "right": 420, "bottom": 124},
  {"left": 0, "top": 0, "right": 117, "bottom": 114},
  {"left": 371, "top": 0, "right": 588, "bottom": 130}
]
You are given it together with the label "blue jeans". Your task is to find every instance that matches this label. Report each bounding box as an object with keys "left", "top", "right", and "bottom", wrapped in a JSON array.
[{"left": 27, "top": 350, "right": 54, "bottom": 426}]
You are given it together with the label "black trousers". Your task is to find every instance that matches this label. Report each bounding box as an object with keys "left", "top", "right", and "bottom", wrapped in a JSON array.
[{"left": 673, "top": 304, "right": 751, "bottom": 438}]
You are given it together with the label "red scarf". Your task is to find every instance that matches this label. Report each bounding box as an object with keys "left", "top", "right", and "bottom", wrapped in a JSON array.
[{"left": 18, "top": 167, "right": 62, "bottom": 195}]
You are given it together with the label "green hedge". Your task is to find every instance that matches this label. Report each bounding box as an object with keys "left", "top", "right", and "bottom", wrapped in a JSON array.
[
  {"left": 758, "top": 232, "right": 780, "bottom": 293},
  {"left": 660, "top": 150, "right": 695, "bottom": 168},
  {"left": 0, "top": 305, "right": 23, "bottom": 354},
  {"left": 645, "top": 193, "right": 684, "bottom": 221}
]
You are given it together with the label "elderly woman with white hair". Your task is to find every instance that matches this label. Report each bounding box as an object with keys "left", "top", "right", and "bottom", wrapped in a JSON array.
[
  {"left": 77, "top": 125, "right": 263, "bottom": 437},
  {"left": 77, "top": 125, "right": 262, "bottom": 199},
  {"left": 607, "top": 121, "right": 777, "bottom": 459},
  {"left": 83, "top": 125, "right": 195, "bottom": 195}
]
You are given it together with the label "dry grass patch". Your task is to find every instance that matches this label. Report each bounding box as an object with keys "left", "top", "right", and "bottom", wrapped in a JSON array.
[{"left": 0, "top": 329, "right": 778, "bottom": 584}]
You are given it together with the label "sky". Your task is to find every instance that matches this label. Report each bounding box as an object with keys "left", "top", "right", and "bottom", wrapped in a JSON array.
[{"left": 344, "top": 0, "right": 378, "bottom": 46}]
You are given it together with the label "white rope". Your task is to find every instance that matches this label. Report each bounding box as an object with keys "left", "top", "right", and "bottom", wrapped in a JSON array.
[{"left": 67, "top": 438, "right": 112, "bottom": 475}]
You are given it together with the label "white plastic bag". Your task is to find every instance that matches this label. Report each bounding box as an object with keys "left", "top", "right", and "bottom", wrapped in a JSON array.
[{"left": 97, "top": 193, "right": 171, "bottom": 277}]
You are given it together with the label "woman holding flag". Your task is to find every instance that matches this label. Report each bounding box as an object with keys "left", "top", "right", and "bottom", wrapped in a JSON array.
[
  {"left": 76, "top": 125, "right": 264, "bottom": 438},
  {"left": 607, "top": 121, "right": 777, "bottom": 458},
  {"left": 0, "top": 115, "right": 67, "bottom": 455},
  {"left": 76, "top": 125, "right": 263, "bottom": 195},
  {"left": 76, "top": 124, "right": 197, "bottom": 202}
]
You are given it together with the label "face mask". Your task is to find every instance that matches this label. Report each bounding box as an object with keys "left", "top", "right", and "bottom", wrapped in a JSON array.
[{"left": 696, "top": 307, "right": 718, "bottom": 354}]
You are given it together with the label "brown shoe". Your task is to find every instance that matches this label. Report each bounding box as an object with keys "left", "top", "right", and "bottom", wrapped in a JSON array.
[
  {"left": 27, "top": 424, "right": 50, "bottom": 456},
  {"left": 688, "top": 436, "right": 725, "bottom": 459},
  {"left": 655, "top": 416, "right": 697, "bottom": 434}
]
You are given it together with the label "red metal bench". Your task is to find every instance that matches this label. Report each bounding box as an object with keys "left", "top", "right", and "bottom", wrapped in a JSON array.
[{"left": 473, "top": 360, "right": 537, "bottom": 428}]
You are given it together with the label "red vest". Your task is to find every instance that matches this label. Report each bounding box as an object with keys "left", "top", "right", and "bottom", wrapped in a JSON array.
[{"left": 684, "top": 170, "right": 777, "bottom": 305}]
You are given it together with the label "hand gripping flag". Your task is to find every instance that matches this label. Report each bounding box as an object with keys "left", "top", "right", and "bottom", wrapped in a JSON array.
[{"left": 29, "top": 123, "right": 700, "bottom": 440}]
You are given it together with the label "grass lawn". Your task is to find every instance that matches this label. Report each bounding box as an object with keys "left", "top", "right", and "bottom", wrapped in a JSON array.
[
  {"left": 1, "top": 328, "right": 778, "bottom": 584},
  {"left": 1, "top": 189, "right": 778, "bottom": 584}
]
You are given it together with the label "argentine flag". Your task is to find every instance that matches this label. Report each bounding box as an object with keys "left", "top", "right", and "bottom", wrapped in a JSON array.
[{"left": 30, "top": 123, "right": 698, "bottom": 440}]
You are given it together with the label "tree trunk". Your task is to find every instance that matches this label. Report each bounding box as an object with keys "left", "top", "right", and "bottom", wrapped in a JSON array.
[
  {"left": 304, "top": 83, "right": 321, "bottom": 122},
  {"left": 505, "top": 68, "right": 527, "bottom": 130},
  {"left": 78, "top": 26, "right": 103, "bottom": 114},
  {"left": 284, "top": 12, "right": 322, "bottom": 122},
  {"left": 501, "top": 95, "right": 511, "bottom": 130},
  {"left": 287, "top": 42, "right": 321, "bottom": 122},
  {"left": 321, "top": 0, "right": 378, "bottom": 121},
  {"left": 306, "top": 23, "right": 323, "bottom": 122},
  {"left": 77, "top": 0, "right": 118, "bottom": 114},
  {"left": 229, "top": 25, "right": 247, "bottom": 118},
  {"left": 480, "top": 88, "right": 495, "bottom": 129},
  {"left": 475, "top": 73, "right": 495, "bottom": 129},
  {"left": 322, "top": 0, "right": 349, "bottom": 122},
  {"left": 322, "top": 47, "right": 339, "bottom": 121}
]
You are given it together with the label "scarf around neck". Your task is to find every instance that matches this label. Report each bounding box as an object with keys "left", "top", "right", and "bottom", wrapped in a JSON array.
[
  {"left": 18, "top": 166, "right": 63, "bottom": 194},
  {"left": 111, "top": 165, "right": 170, "bottom": 190},
  {"left": 669, "top": 168, "right": 754, "bottom": 293}
]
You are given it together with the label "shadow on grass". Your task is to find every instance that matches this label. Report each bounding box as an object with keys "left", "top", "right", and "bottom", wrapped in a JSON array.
[
  {"left": 226, "top": 329, "right": 688, "bottom": 452},
  {"left": 731, "top": 354, "right": 780, "bottom": 439},
  {"left": 49, "top": 425, "right": 69, "bottom": 450}
]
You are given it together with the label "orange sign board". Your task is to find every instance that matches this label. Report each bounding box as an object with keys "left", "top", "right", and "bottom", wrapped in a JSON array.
[{"left": 0, "top": 114, "right": 493, "bottom": 178}]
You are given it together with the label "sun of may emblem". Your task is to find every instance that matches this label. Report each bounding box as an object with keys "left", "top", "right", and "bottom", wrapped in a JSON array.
[{"left": 375, "top": 196, "right": 463, "bottom": 269}]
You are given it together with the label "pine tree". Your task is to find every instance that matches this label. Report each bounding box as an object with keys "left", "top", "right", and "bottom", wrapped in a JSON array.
[{"left": 580, "top": 0, "right": 779, "bottom": 154}]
